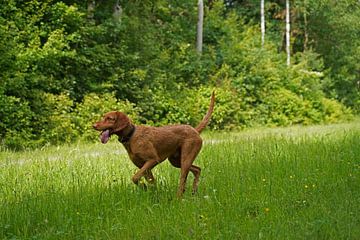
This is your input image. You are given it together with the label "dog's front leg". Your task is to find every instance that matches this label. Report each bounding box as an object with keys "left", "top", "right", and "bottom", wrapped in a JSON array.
[
  {"left": 144, "top": 170, "right": 156, "bottom": 184},
  {"left": 131, "top": 160, "right": 158, "bottom": 185}
]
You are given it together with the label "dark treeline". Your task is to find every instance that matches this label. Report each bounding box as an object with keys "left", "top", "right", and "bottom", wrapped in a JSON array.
[{"left": 0, "top": 0, "right": 358, "bottom": 149}]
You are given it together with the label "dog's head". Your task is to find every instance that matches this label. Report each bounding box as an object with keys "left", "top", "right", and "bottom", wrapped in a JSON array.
[{"left": 93, "top": 111, "right": 130, "bottom": 144}]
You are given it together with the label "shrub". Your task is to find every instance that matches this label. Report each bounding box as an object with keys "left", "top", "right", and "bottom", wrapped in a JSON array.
[
  {"left": 0, "top": 95, "right": 34, "bottom": 150},
  {"left": 0, "top": 92, "right": 140, "bottom": 149},
  {"left": 142, "top": 89, "right": 192, "bottom": 126},
  {"left": 185, "top": 87, "right": 243, "bottom": 130},
  {"left": 40, "top": 93, "right": 75, "bottom": 146},
  {"left": 260, "top": 88, "right": 317, "bottom": 126},
  {"left": 73, "top": 93, "right": 139, "bottom": 141},
  {"left": 321, "top": 98, "right": 353, "bottom": 123}
]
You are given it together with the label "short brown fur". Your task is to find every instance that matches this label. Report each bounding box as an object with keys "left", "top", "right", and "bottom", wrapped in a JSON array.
[{"left": 93, "top": 92, "right": 215, "bottom": 197}]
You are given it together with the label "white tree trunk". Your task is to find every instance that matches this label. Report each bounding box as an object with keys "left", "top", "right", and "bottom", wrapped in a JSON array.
[
  {"left": 113, "top": 0, "right": 122, "bottom": 22},
  {"left": 285, "top": 0, "right": 291, "bottom": 66},
  {"left": 196, "top": 0, "right": 204, "bottom": 54},
  {"left": 303, "top": 0, "right": 308, "bottom": 51},
  {"left": 87, "top": 0, "right": 95, "bottom": 21},
  {"left": 260, "top": 0, "right": 265, "bottom": 47}
]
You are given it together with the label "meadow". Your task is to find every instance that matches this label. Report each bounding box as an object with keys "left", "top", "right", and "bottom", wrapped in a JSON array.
[{"left": 1, "top": 121, "right": 359, "bottom": 240}]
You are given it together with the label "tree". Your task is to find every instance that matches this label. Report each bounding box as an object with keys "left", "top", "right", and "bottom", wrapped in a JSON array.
[
  {"left": 305, "top": 0, "right": 360, "bottom": 109},
  {"left": 87, "top": 0, "right": 95, "bottom": 21},
  {"left": 285, "top": 0, "right": 290, "bottom": 66},
  {"left": 113, "top": 0, "right": 122, "bottom": 22},
  {"left": 260, "top": 0, "right": 265, "bottom": 47},
  {"left": 302, "top": 0, "right": 309, "bottom": 51},
  {"left": 197, "top": 0, "right": 204, "bottom": 53}
]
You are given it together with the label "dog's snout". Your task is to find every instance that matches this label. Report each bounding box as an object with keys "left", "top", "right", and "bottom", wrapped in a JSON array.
[{"left": 93, "top": 123, "right": 98, "bottom": 129}]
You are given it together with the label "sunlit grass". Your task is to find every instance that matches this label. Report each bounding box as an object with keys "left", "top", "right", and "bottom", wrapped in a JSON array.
[{"left": 1, "top": 121, "right": 360, "bottom": 239}]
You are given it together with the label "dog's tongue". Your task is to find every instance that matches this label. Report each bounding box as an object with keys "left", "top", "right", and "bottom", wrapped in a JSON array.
[{"left": 100, "top": 130, "right": 110, "bottom": 144}]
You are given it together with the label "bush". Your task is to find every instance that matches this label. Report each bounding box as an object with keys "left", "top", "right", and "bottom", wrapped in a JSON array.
[
  {"left": 40, "top": 93, "right": 75, "bottom": 146},
  {"left": 0, "top": 92, "right": 140, "bottom": 149},
  {"left": 0, "top": 95, "right": 34, "bottom": 150},
  {"left": 321, "top": 98, "right": 353, "bottom": 123},
  {"left": 185, "top": 87, "right": 242, "bottom": 130},
  {"left": 260, "top": 88, "right": 319, "bottom": 126},
  {"left": 142, "top": 89, "right": 192, "bottom": 126},
  {"left": 73, "top": 93, "right": 139, "bottom": 141}
]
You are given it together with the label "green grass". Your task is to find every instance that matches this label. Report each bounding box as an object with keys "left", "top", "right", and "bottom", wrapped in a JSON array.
[{"left": 1, "top": 122, "right": 360, "bottom": 239}]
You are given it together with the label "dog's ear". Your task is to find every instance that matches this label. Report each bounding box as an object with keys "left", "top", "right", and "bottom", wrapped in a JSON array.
[{"left": 113, "top": 112, "right": 130, "bottom": 132}]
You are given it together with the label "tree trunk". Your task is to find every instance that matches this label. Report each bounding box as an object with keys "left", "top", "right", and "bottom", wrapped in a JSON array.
[
  {"left": 285, "top": 0, "right": 291, "bottom": 66},
  {"left": 196, "top": 0, "right": 204, "bottom": 54},
  {"left": 260, "top": 0, "right": 265, "bottom": 47},
  {"left": 113, "top": 0, "right": 122, "bottom": 22},
  {"left": 87, "top": 0, "right": 95, "bottom": 21},
  {"left": 303, "top": 0, "right": 308, "bottom": 51}
]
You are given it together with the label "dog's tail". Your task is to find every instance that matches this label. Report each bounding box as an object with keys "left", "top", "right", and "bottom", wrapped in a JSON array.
[{"left": 195, "top": 91, "right": 215, "bottom": 133}]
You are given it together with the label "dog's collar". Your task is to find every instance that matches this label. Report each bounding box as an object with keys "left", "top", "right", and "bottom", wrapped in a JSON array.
[{"left": 118, "top": 124, "right": 136, "bottom": 144}]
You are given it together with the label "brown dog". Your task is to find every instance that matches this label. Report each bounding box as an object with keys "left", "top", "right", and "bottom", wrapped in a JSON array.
[{"left": 93, "top": 92, "right": 215, "bottom": 197}]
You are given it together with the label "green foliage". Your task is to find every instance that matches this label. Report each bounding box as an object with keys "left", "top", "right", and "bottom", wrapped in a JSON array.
[
  {"left": 73, "top": 93, "right": 139, "bottom": 141},
  {"left": 0, "top": 95, "right": 34, "bottom": 150},
  {"left": 0, "top": 91, "right": 139, "bottom": 149},
  {"left": 40, "top": 93, "right": 75, "bottom": 146},
  {"left": 141, "top": 88, "right": 191, "bottom": 126},
  {"left": 321, "top": 98, "right": 353, "bottom": 123},
  {"left": 202, "top": 12, "right": 351, "bottom": 128},
  {"left": 0, "top": 0, "right": 356, "bottom": 149},
  {"left": 260, "top": 88, "right": 320, "bottom": 126},
  {"left": 306, "top": 0, "right": 360, "bottom": 109},
  {"left": 186, "top": 86, "right": 243, "bottom": 130}
]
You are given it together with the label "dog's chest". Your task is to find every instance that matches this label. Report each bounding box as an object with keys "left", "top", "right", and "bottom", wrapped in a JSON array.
[
  {"left": 122, "top": 143, "right": 143, "bottom": 165},
  {"left": 122, "top": 143, "right": 133, "bottom": 157}
]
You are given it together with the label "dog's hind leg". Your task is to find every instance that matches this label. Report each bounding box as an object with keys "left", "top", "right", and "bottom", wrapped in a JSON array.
[
  {"left": 189, "top": 165, "right": 201, "bottom": 194},
  {"left": 177, "top": 139, "right": 202, "bottom": 197}
]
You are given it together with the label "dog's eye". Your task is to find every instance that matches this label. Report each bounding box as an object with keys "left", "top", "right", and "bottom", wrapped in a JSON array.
[{"left": 107, "top": 117, "right": 115, "bottom": 121}]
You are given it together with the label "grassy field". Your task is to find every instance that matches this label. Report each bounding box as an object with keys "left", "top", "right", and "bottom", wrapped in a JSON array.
[{"left": 1, "top": 122, "right": 360, "bottom": 239}]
